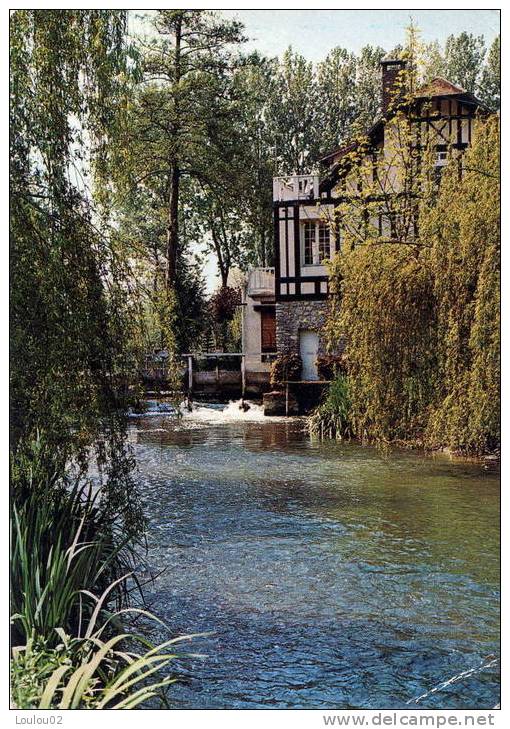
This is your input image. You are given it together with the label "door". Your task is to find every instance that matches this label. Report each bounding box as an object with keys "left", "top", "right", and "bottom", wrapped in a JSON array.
[
  {"left": 299, "top": 330, "right": 319, "bottom": 381},
  {"left": 260, "top": 309, "right": 276, "bottom": 353}
]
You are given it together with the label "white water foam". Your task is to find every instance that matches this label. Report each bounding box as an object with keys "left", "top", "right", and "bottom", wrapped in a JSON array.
[
  {"left": 129, "top": 398, "right": 293, "bottom": 422},
  {"left": 181, "top": 399, "right": 268, "bottom": 423}
]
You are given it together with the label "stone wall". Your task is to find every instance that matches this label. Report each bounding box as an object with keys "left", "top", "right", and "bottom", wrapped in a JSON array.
[{"left": 275, "top": 300, "right": 330, "bottom": 354}]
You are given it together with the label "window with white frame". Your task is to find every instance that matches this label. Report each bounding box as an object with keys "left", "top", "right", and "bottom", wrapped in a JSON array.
[
  {"left": 303, "top": 222, "right": 315, "bottom": 265},
  {"left": 301, "top": 221, "right": 332, "bottom": 265}
]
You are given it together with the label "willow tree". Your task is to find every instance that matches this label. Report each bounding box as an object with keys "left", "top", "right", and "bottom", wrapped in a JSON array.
[
  {"left": 424, "top": 116, "right": 500, "bottom": 453},
  {"left": 326, "top": 102, "right": 499, "bottom": 451},
  {"left": 10, "top": 10, "right": 143, "bottom": 530},
  {"left": 325, "top": 27, "right": 499, "bottom": 451}
]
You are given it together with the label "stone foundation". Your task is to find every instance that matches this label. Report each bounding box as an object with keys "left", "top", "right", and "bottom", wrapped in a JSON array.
[{"left": 275, "top": 300, "right": 330, "bottom": 355}]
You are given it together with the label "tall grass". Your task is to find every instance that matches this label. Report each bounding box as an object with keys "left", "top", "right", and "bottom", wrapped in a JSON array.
[
  {"left": 10, "top": 472, "right": 140, "bottom": 646},
  {"left": 308, "top": 375, "right": 353, "bottom": 440},
  {"left": 10, "top": 434, "right": 193, "bottom": 709}
]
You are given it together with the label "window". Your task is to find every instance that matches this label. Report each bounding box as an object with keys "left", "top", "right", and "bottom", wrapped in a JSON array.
[
  {"left": 303, "top": 222, "right": 315, "bottom": 265},
  {"left": 435, "top": 144, "right": 448, "bottom": 167},
  {"left": 301, "top": 221, "right": 332, "bottom": 265},
  {"left": 318, "top": 223, "right": 330, "bottom": 261}
]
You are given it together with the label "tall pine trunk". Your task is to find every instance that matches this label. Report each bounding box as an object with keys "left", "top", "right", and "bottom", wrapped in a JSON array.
[
  {"left": 165, "top": 15, "right": 182, "bottom": 291},
  {"left": 165, "top": 162, "right": 179, "bottom": 288}
]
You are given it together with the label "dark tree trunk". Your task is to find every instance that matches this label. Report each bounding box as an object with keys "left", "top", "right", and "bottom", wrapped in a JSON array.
[
  {"left": 260, "top": 228, "right": 266, "bottom": 267},
  {"left": 165, "top": 162, "right": 180, "bottom": 288},
  {"left": 165, "top": 15, "right": 182, "bottom": 291}
]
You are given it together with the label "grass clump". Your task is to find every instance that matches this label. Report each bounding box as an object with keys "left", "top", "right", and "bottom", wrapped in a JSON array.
[
  {"left": 10, "top": 434, "right": 194, "bottom": 709},
  {"left": 308, "top": 375, "right": 352, "bottom": 440}
]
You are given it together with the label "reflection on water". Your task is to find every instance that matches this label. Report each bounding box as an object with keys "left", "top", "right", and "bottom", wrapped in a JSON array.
[{"left": 131, "top": 403, "right": 500, "bottom": 709}]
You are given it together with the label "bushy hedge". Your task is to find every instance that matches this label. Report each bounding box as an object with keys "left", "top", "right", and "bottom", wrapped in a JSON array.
[{"left": 270, "top": 353, "right": 302, "bottom": 386}]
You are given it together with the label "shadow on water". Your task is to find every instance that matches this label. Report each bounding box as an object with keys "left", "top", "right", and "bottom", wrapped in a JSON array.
[{"left": 129, "top": 402, "right": 500, "bottom": 709}]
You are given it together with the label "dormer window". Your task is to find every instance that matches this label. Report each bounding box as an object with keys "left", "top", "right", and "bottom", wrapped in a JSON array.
[
  {"left": 436, "top": 146, "right": 448, "bottom": 167},
  {"left": 302, "top": 221, "right": 332, "bottom": 265}
]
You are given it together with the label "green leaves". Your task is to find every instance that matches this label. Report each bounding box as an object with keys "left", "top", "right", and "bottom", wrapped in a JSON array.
[{"left": 326, "top": 117, "right": 499, "bottom": 453}]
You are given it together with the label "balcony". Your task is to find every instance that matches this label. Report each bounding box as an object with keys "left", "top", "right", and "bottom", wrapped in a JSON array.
[
  {"left": 247, "top": 267, "right": 275, "bottom": 299},
  {"left": 273, "top": 175, "right": 319, "bottom": 202}
]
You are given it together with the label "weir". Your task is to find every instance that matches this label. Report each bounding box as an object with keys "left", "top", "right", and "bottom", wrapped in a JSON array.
[{"left": 142, "top": 352, "right": 272, "bottom": 400}]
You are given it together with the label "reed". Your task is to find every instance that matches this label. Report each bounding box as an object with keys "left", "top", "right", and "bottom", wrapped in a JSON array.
[
  {"left": 10, "top": 435, "right": 195, "bottom": 709},
  {"left": 308, "top": 375, "right": 353, "bottom": 440}
]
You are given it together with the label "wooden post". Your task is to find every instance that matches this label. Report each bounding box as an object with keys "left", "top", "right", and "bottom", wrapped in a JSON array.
[
  {"left": 285, "top": 382, "right": 289, "bottom": 416},
  {"left": 241, "top": 355, "right": 246, "bottom": 402},
  {"left": 187, "top": 355, "right": 193, "bottom": 393}
]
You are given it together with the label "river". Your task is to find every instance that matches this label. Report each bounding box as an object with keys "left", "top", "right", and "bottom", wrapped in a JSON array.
[{"left": 128, "top": 400, "right": 500, "bottom": 710}]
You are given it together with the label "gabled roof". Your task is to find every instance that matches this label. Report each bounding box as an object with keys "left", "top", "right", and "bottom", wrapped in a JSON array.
[
  {"left": 318, "top": 76, "right": 487, "bottom": 170},
  {"left": 415, "top": 77, "right": 465, "bottom": 97}
]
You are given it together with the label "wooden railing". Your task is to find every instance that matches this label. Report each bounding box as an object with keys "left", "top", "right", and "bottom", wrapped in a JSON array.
[
  {"left": 247, "top": 267, "right": 275, "bottom": 296},
  {"left": 273, "top": 175, "right": 319, "bottom": 202}
]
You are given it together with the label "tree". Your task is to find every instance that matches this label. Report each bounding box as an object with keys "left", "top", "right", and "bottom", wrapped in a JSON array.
[
  {"left": 480, "top": 35, "right": 500, "bottom": 109},
  {"left": 114, "top": 182, "right": 209, "bottom": 354},
  {"left": 231, "top": 54, "right": 276, "bottom": 266},
  {"left": 326, "top": 110, "right": 499, "bottom": 452},
  {"left": 129, "top": 10, "right": 246, "bottom": 291},
  {"left": 325, "top": 39, "right": 440, "bottom": 443},
  {"left": 353, "top": 45, "right": 387, "bottom": 130},
  {"left": 10, "top": 10, "right": 144, "bottom": 530},
  {"left": 324, "top": 26, "right": 499, "bottom": 453},
  {"left": 424, "top": 117, "right": 500, "bottom": 453},
  {"left": 315, "top": 47, "right": 357, "bottom": 156},
  {"left": 422, "top": 32, "right": 488, "bottom": 95},
  {"left": 442, "top": 32, "right": 486, "bottom": 94},
  {"left": 267, "top": 47, "right": 318, "bottom": 174},
  {"left": 186, "top": 181, "right": 251, "bottom": 288}
]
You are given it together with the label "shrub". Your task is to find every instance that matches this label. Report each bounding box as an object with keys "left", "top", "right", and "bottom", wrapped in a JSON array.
[
  {"left": 316, "top": 355, "right": 346, "bottom": 381},
  {"left": 270, "top": 353, "right": 302, "bottom": 386},
  {"left": 11, "top": 608, "right": 196, "bottom": 709},
  {"left": 210, "top": 286, "right": 241, "bottom": 323},
  {"left": 308, "top": 376, "right": 352, "bottom": 440}
]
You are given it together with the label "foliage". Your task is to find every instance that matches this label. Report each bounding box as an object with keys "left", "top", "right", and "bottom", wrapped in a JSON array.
[
  {"left": 424, "top": 116, "right": 500, "bottom": 453},
  {"left": 113, "top": 9, "right": 247, "bottom": 290},
  {"left": 10, "top": 9, "right": 143, "bottom": 533},
  {"left": 480, "top": 35, "right": 500, "bottom": 110},
  {"left": 210, "top": 286, "right": 241, "bottom": 324},
  {"left": 327, "top": 244, "right": 437, "bottom": 443},
  {"left": 315, "top": 45, "right": 386, "bottom": 156},
  {"left": 423, "top": 32, "right": 499, "bottom": 109},
  {"left": 208, "top": 286, "right": 242, "bottom": 352},
  {"left": 11, "top": 612, "right": 195, "bottom": 709},
  {"left": 10, "top": 435, "right": 197, "bottom": 710},
  {"left": 308, "top": 376, "right": 352, "bottom": 440},
  {"left": 270, "top": 354, "right": 302, "bottom": 386},
  {"left": 10, "top": 437, "right": 144, "bottom": 647},
  {"left": 326, "top": 115, "right": 499, "bottom": 453},
  {"left": 324, "top": 25, "right": 499, "bottom": 452},
  {"left": 267, "top": 47, "right": 318, "bottom": 174}
]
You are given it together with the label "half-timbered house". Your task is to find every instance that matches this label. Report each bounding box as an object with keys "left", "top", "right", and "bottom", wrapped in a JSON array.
[{"left": 243, "top": 57, "right": 488, "bottom": 383}]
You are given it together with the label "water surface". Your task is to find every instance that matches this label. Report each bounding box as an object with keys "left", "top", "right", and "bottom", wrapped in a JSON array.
[{"left": 130, "top": 402, "right": 499, "bottom": 709}]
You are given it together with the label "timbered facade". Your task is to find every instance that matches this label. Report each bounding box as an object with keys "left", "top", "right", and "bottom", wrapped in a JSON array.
[
  {"left": 271, "top": 59, "right": 487, "bottom": 376},
  {"left": 244, "top": 58, "right": 488, "bottom": 382}
]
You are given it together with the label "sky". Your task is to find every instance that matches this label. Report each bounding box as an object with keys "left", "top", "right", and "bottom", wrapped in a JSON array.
[
  {"left": 219, "top": 10, "right": 500, "bottom": 62},
  {"left": 130, "top": 9, "right": 500, "bottom": 291}
]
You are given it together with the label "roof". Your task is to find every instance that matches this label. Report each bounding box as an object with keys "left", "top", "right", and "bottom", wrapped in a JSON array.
[
  {"left": 318, "top": 76, "right": 486, "bottom": 166},
  {"left": 415, "top": 77, "right": 465, "bottom": 97}
]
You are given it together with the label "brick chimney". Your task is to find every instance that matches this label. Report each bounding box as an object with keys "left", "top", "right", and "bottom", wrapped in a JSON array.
[{"left": 381, "top": 58, "right": 406, "bottom": 115}]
